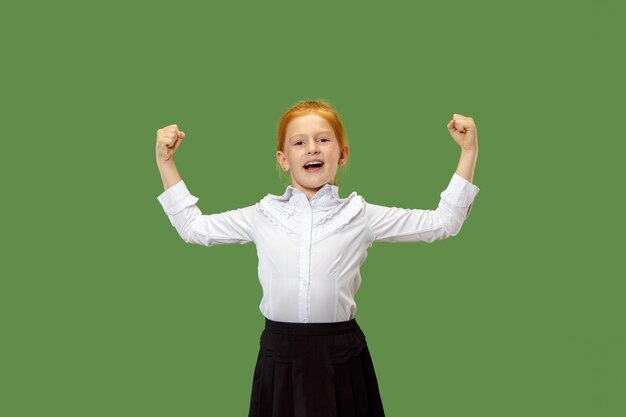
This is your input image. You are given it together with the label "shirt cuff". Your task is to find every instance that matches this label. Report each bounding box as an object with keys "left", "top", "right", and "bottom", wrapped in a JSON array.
[
  {"left": 439, "top": 172, "right": 480, "bottom": 207},
  {"left": 156, "top": 180, "right": 199, "bottom": 215}
]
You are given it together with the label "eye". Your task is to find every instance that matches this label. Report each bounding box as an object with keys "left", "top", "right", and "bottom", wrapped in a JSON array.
[
  {"left": 318, "top": 137, "right": 330, "bottom": 142},
  {"left": 294, "top": 141, "right": 303, "bottom": 145}
]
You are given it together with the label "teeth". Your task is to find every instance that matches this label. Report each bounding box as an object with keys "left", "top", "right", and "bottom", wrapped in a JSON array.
[{"left": 305, "top": 161, "right": 323, "bottom": 167}]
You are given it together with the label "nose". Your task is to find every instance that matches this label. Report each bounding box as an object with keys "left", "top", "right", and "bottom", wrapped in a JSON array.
[{"left": 307, "top": 139, "right": 320, "bottom": 154}]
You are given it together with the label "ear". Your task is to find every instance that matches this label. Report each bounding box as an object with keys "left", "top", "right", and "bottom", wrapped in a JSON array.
[
  {"left": 339, "top": 145, "right": 349, "bottom": 165},
  {"left": 276, "top": 150, "right": 288, "bottom": 170}
]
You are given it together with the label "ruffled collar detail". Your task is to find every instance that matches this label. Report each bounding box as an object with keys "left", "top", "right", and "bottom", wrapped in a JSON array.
[{"left": 257, "top": 183, "right": 364, "bottom": 240}]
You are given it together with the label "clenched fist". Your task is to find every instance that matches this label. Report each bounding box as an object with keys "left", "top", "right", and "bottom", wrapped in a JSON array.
[
  {"left": 156, "top": 124, "right": 186, "bottom": 163},
  {"left": 447, "top": 114, "right": 478, "bottom": 152}
]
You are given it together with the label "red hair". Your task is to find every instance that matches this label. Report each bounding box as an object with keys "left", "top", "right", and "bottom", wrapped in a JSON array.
[{"left": 276, "top": 99, "right": 349, "bottom": 185}]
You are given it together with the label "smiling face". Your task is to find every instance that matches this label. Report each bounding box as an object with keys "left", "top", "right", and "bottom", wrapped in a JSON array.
[{"left": 276, "top": 112, "right": 349, "bottom": 201}]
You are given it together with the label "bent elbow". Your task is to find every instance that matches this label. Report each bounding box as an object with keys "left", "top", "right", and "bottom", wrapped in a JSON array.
[
  {"left": 430, "top": 208, "right": 466, "bottom": 242},
  {"left": 177, "top": 223, "right": 195, "bottom": 245},
  {"left": 176, "top": 214, "right": 213, "bottom": 247},
  {"left": 442, "top": 220, "right": 464, "bottom": 239}
]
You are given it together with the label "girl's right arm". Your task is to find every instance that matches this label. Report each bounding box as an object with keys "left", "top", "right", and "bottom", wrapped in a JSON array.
[
  {"left": 157, "top": 159, "right": 182, "bottom": 191},
  {"left": 155, "top": 124, "right": 256, "bottom": 246},
  {"left": 156, "top": 124, "right": 185, "bottom": 190}
]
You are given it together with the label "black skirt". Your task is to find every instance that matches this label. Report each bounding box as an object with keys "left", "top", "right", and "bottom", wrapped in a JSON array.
[{"left": 248, "top": 317, "right": 386, "bottom": 417}]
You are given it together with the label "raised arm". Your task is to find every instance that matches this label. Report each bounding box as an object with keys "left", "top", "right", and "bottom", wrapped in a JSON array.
[
  {"left": 156, "top": 180, "right": 255, "bottom": 246},
  {"left": 455, "top": 149, "right": 478, "bottom": 184},
  {"left": 448, "top": 113, "right": 478, "bottom": 183},
  {"left": 155, "top": 124, "right": 255, "bottom": 246},
  {"left": 366, "top": 113, "right": 480, "bottom": 244},
  {"left": 157, "top": 159, "right": 182, "bottom": 191},
  {"left": 365, "top": 172, "right": 480, "bottom": 244},
  {"left": 156, "top": 124, "right": 185, "bottom": 190}
]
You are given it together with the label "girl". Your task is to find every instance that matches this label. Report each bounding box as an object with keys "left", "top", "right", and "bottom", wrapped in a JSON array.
[{"left": 155, "top": 100, "right": 480, "bottom": 417}]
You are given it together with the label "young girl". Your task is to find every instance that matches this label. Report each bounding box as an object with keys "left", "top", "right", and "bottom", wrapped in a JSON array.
[{"left": 155, "top": 100, "right": 480, "bottom": 417}]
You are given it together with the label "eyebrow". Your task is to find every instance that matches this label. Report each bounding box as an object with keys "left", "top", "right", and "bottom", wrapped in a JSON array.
[{"left": 288, "top": 131, "right": 334, "bottom": 141}]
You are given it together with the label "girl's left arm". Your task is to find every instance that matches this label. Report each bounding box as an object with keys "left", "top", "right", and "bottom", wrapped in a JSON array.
[
  {"left": 364, "top": 114, "right": 480, "bottom": 244},
  {"left": 447, "top": 113, "right": 478, "bottom": 183},
  {"left": 456, "top": 149, "right": 478, "bottom": 184}
]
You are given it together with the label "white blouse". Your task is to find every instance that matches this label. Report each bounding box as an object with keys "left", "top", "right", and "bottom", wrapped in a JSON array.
[{"left": 157, "top": 173, "right": 480, "bottom": 323}]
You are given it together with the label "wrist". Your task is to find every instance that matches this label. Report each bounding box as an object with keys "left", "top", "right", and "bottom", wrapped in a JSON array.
[
  {"left": 156, "top": 155, "right": 175, "bottom": 166},
  {"left": 460, "top": 146, "right": 478, "bottom": 155}
]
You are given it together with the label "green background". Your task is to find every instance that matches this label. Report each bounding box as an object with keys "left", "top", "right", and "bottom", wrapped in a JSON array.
[{"left": 2, "top": 0, "right": 623, "bottom": 416}]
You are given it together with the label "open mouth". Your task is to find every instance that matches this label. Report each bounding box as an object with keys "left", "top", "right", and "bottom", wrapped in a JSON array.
[{"left": 303, "top": 161, "right": 324, "bottom": 172}]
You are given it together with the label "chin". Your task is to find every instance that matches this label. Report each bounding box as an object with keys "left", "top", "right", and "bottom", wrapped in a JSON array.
[{"left": 298, "top": 175, "right": 331, "bottom": 189}]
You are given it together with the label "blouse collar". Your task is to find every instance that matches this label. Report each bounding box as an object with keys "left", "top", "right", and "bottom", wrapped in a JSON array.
[{"left": 270, "top": 183, "right": 342, "bottom": 210}]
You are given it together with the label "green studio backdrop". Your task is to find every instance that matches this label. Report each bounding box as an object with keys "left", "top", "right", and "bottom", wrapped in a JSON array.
[{"left": 1, "top": 1, "right": 624, "bottom": 416}]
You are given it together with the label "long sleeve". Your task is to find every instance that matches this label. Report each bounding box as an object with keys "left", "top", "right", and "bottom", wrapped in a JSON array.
[
  {"left": 365, "top": 172, "right": 480, "bottom": 243},
  {"left": 156, "top": 180, "right": 256, "bottom": 246}
]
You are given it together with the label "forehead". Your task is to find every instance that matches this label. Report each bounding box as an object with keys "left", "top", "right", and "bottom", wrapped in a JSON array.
[{"left": 285, "top": 113, "right": 334, "bottom": 137}]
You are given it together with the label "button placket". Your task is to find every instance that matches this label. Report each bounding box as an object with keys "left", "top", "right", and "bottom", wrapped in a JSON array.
[{"left": 297, "top": 195, "right": 313, "bottom": 323}]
